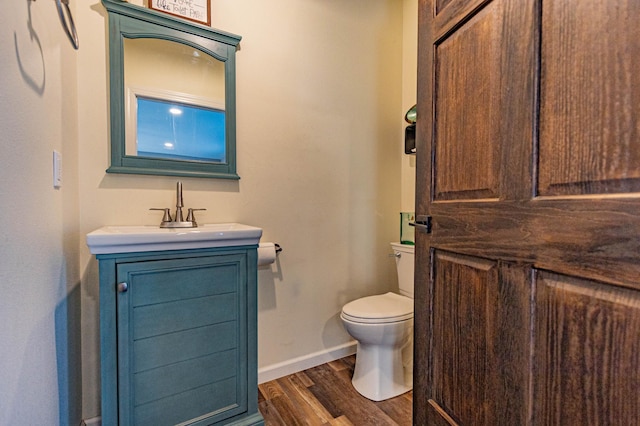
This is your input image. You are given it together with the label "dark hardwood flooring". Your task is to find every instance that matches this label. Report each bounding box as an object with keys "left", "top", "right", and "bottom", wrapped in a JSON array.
[{"left": 258, "top": 355, "right": 413, "bottom": 425}]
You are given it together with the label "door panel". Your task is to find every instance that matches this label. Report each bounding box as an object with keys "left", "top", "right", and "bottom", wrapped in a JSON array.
[
  {"left": 433, "top": 0, "right": 489, "bottom": 36},
  {"left": 433, "top": 0, "right": 535, "bottom": 201},
  {"left": 434, "top": 3, "right": 501, "bottom": 201},
  {"left": 432, "top": 252, "right": 498, "bottom": 424},
  {"left": 436, "top": 0, "right": 454, "bottom": 15},
  {"left": 415, "top": 0, "right": 640, "bottom": 423},
  {"left": 538, "top": 0, "right": 640, "bottom": 196},
  {"left": 430, "top": 251, "right": 530, "bottom": 424},
  {"left": 427, "top": 399, "right": 460, "bottom": 426},
  {"left": 534, "top": 271, "right": 640, "bottom": 424}
]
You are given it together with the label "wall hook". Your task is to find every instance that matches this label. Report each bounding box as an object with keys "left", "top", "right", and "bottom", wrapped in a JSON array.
[{"left": 55, "top": 0, "right": 79, "bottom": 50}]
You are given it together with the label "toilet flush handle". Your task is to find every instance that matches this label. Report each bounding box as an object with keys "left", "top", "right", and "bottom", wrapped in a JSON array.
[{"left": 389, "top": 252, "right": 401, "bottom": 258}]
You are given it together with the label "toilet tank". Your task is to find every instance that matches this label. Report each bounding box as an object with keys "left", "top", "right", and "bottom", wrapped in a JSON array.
[{"left": 391, "top": 243, "right": 414, "bottom": 298}]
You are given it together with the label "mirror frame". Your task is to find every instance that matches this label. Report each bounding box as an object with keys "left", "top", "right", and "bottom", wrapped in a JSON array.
[{"left": 103, "top": 0, "right": 241, "bottom": 179}]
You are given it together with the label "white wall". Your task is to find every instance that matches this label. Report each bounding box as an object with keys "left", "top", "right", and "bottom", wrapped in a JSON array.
[
  {"left": 402, "top": 0, "right": 418, "bottom": 212},
  {"left": 0, "top": 1, "right": 81, "bottom": 425}
]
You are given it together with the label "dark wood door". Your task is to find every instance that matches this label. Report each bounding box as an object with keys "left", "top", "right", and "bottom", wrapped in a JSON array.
[{"left": 414, "top": 0, "right": 640, "bottom": 424}]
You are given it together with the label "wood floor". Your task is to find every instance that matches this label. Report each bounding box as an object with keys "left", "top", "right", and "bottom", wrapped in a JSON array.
[{"left": 258, "top": 355, "right": 413, "bottom": 425}]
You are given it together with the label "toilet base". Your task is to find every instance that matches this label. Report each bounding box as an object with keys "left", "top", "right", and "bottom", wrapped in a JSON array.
[{"left": 351, "top": 340, "right": 413, "bottom": 401}]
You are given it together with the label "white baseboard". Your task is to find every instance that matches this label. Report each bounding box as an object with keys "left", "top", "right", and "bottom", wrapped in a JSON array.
[
  {"left": 81, "top": 416, "right": 101, "bottom": 426},
  {"left": 258, "top": 341, "right": 357, "bottom": 384}
]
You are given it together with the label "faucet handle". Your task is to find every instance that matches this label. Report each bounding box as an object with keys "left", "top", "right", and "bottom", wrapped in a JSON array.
[
  {"left": 150, "top": 208, "right": 172, "bottom": 223},
  {"left": 186, "top": 208, "right": 206, "bottom": 225}
]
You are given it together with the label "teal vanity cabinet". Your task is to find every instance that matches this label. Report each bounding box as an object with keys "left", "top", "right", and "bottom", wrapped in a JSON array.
[{"left": 93, "top": 244, "right": 263, "bottom": 425}]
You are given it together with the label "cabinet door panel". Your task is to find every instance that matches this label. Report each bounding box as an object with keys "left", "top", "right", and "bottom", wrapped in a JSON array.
[
  {"left": 134, "top": 349, "right": 237, "bottom": 406},
  {"left": 134, "top": 321, "right": 236, "bottom": 372},
  {"left": 135, "top": 377, "right": 237, "bottom": 426},
  {"left": 130, "top": 261, "right": 238, "bottom": 306},
  {"left": 132, "top": 292, "right": 237, "bottom": 339},
  {"left": 116, "top": 254, "right": 248, "bottom": 426}
]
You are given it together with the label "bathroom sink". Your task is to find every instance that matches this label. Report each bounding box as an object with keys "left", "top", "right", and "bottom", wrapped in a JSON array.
[{"left": 86, "top": 223, "right": 263, "bottom": 254}]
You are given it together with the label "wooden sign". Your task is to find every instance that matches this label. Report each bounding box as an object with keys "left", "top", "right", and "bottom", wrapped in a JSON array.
[{"left": 149, "top": 0, "right": 211, "bottom": 26}]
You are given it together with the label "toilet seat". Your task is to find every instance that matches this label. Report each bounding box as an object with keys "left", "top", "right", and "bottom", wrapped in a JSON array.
[{"left": 341, "top": 292, "right": 413, "bottom": 324}]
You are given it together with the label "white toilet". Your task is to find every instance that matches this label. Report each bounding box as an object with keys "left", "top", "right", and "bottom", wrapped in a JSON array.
[{"left": 340, "top": 242, "right": 414, "bottom": 401}]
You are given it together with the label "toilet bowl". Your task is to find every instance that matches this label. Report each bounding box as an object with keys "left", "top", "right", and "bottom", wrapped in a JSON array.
[{"left": 341, "top": 243, "right": 414, "bottom": 401}]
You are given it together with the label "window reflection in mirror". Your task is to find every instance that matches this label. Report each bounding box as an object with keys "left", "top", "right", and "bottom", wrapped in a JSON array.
[
  {"left": 136, "top": 97, "right": 226, "bottom": 161},
  {"left": 123, "top": 38, "right": 226, "bottom": 162}
]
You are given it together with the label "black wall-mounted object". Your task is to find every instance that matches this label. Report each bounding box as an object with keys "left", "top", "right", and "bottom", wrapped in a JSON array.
[{"left": 405, "top": 124, "right": 416, "bottom": 154}]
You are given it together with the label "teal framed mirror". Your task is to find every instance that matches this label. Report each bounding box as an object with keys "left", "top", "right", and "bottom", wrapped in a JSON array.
[{"left": 103, "top": 0, "right": 241, "bottom": 179}]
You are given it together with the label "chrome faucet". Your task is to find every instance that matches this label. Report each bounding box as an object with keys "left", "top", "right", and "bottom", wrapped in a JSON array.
[
  {"left": 175, "top": 181, "right": 185, "bottom": 222},
  {"left": 150, "top": 182, "right": 206, "bottom": 228}
]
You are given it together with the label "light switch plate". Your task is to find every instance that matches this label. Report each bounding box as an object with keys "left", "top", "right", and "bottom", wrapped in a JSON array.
[{"left": 53, "top": 150, "right": 62, "bottom": 188}]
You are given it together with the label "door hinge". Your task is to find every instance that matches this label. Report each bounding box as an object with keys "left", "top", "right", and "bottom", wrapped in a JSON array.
[{"left": 409, "top": 215, "right": 432, "bottom": 234}]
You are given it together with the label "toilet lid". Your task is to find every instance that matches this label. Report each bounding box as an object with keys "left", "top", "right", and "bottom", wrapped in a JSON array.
[{"left": 342, "top": 292, "right": 413, "bottom": 324}]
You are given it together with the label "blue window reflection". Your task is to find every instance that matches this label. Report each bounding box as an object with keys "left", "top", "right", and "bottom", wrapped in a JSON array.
[{"left": 136, "top": 97, "right": 226, "bottom": 162}]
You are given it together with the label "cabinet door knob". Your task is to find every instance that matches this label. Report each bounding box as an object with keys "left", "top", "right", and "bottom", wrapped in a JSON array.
[{"left": 117, "top": 282, "right": 128, "bottom": 293}]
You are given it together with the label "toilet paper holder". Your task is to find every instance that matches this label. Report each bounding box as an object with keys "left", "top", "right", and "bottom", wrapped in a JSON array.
[{"left": 257, "top": 242, "right": 282, "bottom": 266}]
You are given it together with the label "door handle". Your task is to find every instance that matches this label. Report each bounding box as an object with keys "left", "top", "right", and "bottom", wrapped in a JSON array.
[
  {"left": 409, "top": 215, "right": 432, "bottom": 234},
  {"left": 117, "top": 282, "right": 128, "bottom": 293}
]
